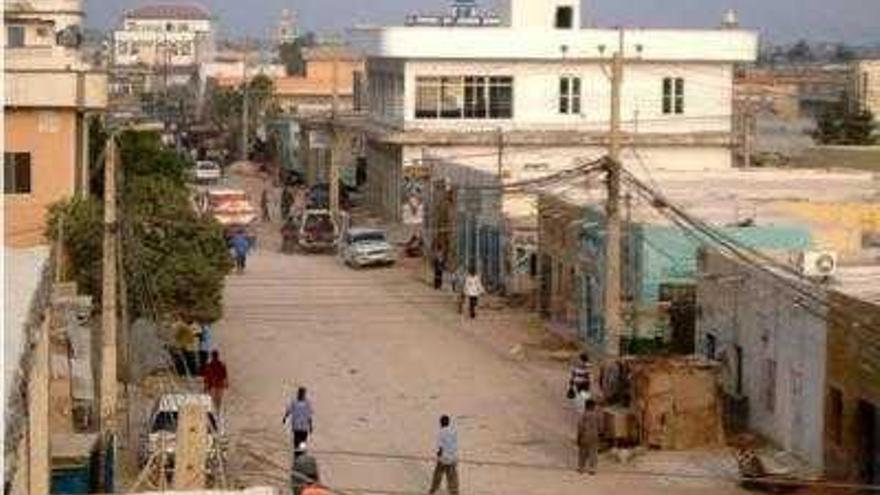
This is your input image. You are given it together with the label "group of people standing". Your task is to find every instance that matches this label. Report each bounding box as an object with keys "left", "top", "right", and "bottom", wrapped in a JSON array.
[
  {"left": 173, "top": 319, "right": 229, "bottom": 411},
  {"left": 432, "top": 252, "right": 486, "bottom": 319}
]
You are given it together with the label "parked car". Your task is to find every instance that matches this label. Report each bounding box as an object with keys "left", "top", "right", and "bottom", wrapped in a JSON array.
[
  {"left": 282, "top": 209, "right": 339, "bottom": 253},
  {"left": 195, "top": 160, "right": 222, "bottom": 183},
  {"left": 139, "top": 393, "right": 226, "bottom": 481},
  {"left": 339, "top": 228, "right": 396, "bottom": 268}
]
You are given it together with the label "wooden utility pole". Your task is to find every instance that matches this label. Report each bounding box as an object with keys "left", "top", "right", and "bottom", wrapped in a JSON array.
[
  {"left": 603, "top": 29, "right": 625, "bottom": 357},
  {"left": 173, "top": 403, "right": 208, "bottom": 490},
  {"left": 100, "top": 138, "right": 119, "bottom": 429},
  {"left": 240, "top": 47, "right": 250, "bottom": 162},
  {"left": 329, "top": 46, "right": 341, "bottom": 219}
]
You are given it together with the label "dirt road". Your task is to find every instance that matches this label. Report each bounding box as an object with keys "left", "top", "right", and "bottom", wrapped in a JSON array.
[{"left": 214, "top": 213, "right": 745, "bottom": 495}]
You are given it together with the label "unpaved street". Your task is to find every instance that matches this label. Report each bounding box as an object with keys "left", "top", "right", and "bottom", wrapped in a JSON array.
[{"left": 215, "top": 216, "right": 745, "bottom": 495}]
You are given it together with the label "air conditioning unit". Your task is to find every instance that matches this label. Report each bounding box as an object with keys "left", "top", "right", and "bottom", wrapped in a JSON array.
[{"left": 797, "top": 250, "right": 837, "bottom": 278}]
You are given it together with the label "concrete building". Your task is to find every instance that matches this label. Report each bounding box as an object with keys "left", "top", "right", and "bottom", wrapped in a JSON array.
[
  {"left": 4, "top": 0, "right": 108, "bottom": 247},
  {"left": 852, "top": 59, "right": 880, "bottom": 119},
  {"left": 696, "top": 247, "right": 828, "bottom": 470},
  {"left": 274, "top": 45, "right": 364, "bottom": 116},
  {"left": 536, "top": 168, "right": 876, "bottom": 353},
  {"left": 112, "top": 4, "right": 213, "bottom": 77},
  {"left": 824, "top": 266, "right": 880, "bottom": 484}
]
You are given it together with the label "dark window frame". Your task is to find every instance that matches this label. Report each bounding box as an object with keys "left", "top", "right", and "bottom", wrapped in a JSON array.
[
  {"left": 416, "top": 75, "right": 512, "bottom": 120},
  {"left": 662, "top": 77, "right": 685, "bottom": 115},
  {"left": 7, "top": 25, "right": 26, "bottom": 48},
  {"left": 555, "top": 6, "right": 574, "bottom": 29},
  {"left": 559, "top": 76, "right": 582, "bottom": 114},
  {"left": 4, "top": 152, "right": 32, "bottom": 194}
]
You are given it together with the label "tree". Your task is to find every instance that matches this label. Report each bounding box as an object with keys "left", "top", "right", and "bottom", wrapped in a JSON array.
[
  {"left": 832, "top": 43, "right": 855, "bottom": 63},
  {"left": 278, "top": 32, "right": 316, "bottom": 76},
  {"left": 813, "top": 101, "right": 877, "bottom": 145},
  {"left": 47, "top": 130, "right": 233, "bottom": 322}
]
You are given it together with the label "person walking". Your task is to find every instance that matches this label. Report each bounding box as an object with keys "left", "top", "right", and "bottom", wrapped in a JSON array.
[
  {"left": 261, "top": 188, "right": 271, "bottom": 222},
  {"left": 230, "top": 230, "right": 251, "bottom": 273},
  {"left": 429, "top": 415, "right": 459, "bottom": 495},
  {"left": 463, "top": 269, "right": 485, "bottom": 319},
  {"left": 280, "top": 186, "right": 293, "bottom": 220},
  {"left": 197, "top": 321, "right": 213, "bottom": 373},
  {"left": 202, "top": 350, "right": 229, "bottom": 410},
  {"left": 576, "top": 399, "right": 601, "bottom": 474},
  {"left": 569, "top": 353, "right": 594, "bottom": 413},
  {"left": 283, "top": 387, "right": 314, "bottom": 454},
  {"left": 433, "top": 251, "right": 446, "bottom": 290}
]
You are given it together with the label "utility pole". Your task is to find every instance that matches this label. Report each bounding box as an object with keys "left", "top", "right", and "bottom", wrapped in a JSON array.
[
  {"left": 329, "top": 46, "right": 340, "bottom": 220},
  {"left": 100, "top": 137, "right": 119, "bottom": 491},
  {"left": 240, "top": 46, "right": 250, "bottom": 162},
  {"left": 603, "top": 29, "right": 625, "bottom": 357}
]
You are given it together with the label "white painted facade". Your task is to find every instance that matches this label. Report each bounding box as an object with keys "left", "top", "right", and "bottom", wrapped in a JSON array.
[
  {"left": 356, "top": 0, "right": 758, "bottom": 224},
  {"left": 696, "top": 249, "right": 827, "bottom": 469},
  {"left": 113, "top": 15, "right": 213, "bottom": 69}
]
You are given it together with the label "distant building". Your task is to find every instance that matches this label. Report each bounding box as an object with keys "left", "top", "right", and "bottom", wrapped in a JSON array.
[
  {"left": 273, "top": 45, "right": 364, "bottom": 116},
  {"left": 405, "top": 0, "right": 501, "bottom": 27},
  {"left": 276, "top": 8, "right": 298, "bottom": 45},
  {"left": 851, "top": 59, "right": 880, "bottom": 119},
  {"left": 4, "top": 0, "right": 108, "bottom": 247}
]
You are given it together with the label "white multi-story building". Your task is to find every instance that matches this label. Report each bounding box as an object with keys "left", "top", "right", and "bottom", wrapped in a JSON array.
[
  {"left": 112, "top": 3, "right": 213, "bottom": 84},
  {"left": 354, "top": 0, "right": 758, "bottom": 225}
]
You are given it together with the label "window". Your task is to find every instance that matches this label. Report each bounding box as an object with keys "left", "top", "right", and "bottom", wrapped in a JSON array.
[
  {"left": 4, "top": 153, "right": 32, "bottom": 194},
  {"left": 555, "top": 6, "right": 574, "bottom": 29},
  {"left": 862, "top": 231, "right": 880, "bottom": 248},
  {"left": 559, "top": 76, "right": 581, "bottom": 114},
  {"left": 662, "top": 77, "right": 685, "bottom": 114},
  {"left": 7, "top": 25, "right": 25, "bottom": 47},
  {"left": 828, "top": 387, "right": 843, "bottom": 445},
  {"left": 705, "top": 333, "right": 717, "bottom": 360},
  {"left": 415, "top": 75, "right": 513, "bottom": 119}
]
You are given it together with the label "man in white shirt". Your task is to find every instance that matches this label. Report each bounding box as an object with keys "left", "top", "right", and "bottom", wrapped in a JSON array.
[
  {"left": 463, "top": 269, "right": 485, "bottom": 319},
  {"left": 429, "top": 415, "right": 459, "bottom": 495}
]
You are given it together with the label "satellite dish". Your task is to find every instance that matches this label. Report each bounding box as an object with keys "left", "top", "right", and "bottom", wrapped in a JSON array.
[{"left": 56, "top": 25, "right": 82, "bottom": 48}]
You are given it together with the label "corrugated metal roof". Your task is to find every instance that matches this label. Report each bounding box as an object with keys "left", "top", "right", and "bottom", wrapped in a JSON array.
[{"left": 126, "top": 3, "right": 211, "bottom": 20}]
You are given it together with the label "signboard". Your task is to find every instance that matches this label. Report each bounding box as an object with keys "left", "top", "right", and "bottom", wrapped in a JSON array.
[{"left": 309, "top": 130, "right": 331, "bottom": 150}]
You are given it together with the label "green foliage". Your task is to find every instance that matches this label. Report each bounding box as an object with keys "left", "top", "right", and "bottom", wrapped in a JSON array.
[
  {"left": 814, "top": 102, "right": 877, "bottom": 145},
  {"left": 47, "top": 131, "right": 232, "bottom": 323},
  {"left": 279, "top": 33, "right": 315, "bottom": 76},
  {"left": 46, "top": 197, "right": 104, "bottom": 298}
]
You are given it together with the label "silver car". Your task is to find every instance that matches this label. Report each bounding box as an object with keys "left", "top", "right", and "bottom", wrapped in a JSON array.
[{"left": 339, "top": 228, "right": 397, "bottom": 268}]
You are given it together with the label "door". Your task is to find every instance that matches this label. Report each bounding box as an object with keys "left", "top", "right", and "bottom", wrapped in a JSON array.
[
  {"left": 857, "top": 400, "right": 880, "bottom": 484},
  {"left": 539, "top": 255, "right": 553, "bottom": 317}
]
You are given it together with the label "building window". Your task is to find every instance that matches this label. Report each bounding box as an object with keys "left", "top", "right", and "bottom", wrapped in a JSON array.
[
  {"left": 555, "top": 6, "right": 574, "bottom": 29},
  {"left": 415, "top": 76, "right": 513, "bottom": 119},
  {"left": 4, "top": 153, "right": 32, "bottom": 194},
  {"left": 7, "top": 25, "right": 25, "bottom": 47},
  {"left": 705, "top": 333, "right": 717, "bottom": 360},
  {"left": 662, "top": 77, "right": 685, "bottom": 114},
  {"left": 559, "top": 76, "right": 581, "bottom": 114},
  {"left": 828, "top": 387, "right": 843, "bottom": 445}
]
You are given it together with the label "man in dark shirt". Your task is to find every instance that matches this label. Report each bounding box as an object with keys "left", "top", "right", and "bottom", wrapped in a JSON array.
[{"left": 202, "top": 350, "right": 229, "bottom": 410}]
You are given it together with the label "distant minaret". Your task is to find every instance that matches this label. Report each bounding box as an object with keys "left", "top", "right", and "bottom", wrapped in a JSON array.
[
  {"left": 277, "top": 8, "right": 298, "bottom": 44},
  {"left": 721, "top": 8, "right": 739, "bottom": 29}
]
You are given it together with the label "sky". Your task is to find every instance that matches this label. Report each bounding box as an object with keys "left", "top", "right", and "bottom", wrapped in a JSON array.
[{"left": 84, "top": 0, "right": 880, "bottom": 44}]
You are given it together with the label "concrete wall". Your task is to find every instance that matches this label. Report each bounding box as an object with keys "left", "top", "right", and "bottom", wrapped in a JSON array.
[
  {"left": 399, "top": 60, "right": 734, "bottom": 134},
  {"left": 4, "top": 110, "right": 79, "bottom": 247},
  {"left": 696, "top": 249, "right": 827, "bottom": 469},
  {"left": 824, "top": 290, "right": 880, "bottom": 481}
]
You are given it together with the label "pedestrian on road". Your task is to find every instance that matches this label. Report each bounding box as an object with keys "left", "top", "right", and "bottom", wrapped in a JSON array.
[
  {"left": 281, "top": 186, "right": 293, "bottom": 220},
  {"left": 284, "top": 387, "right": 314, "bottom": 454},
  {"left": 261, "top": 188, "right": 271, "bottom": 222},
  {"left": 202, "top": 350, "right": 229, "bottom": 411},
  {"left": 433, "top": 251, "right": 446, "bottom": 290},
  {"left": 569, "top": 353, "right": 593, "bottom": 396},
  {"left": 197, "top": 321, "right": 213, "bottom": 373},
  {"left": 463, "top": 269, "right": 485, "bottom": 319},
  {"left": 429, "top": 414, "right": 459, "bottom": 495},
  {"left": 230, "top": 230, "right": 251, "bottom": 273},
  {"left": 576, "top": 399, "right": 600, "bottom": 475}
]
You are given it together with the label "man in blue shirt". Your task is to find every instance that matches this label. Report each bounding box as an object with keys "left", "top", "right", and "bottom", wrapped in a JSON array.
[
  {"left": 230, "top": 230, "right": 251, "bottom": 273},
  {"left": 429, "top": 414, "right": 459, "bottom": 495}
]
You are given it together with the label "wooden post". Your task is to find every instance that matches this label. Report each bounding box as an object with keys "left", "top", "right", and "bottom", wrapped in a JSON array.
[
  {"left": 603, "top": 29, "right": 625, "bottom": 357},
  {"left": 100, "top": 138, "right": 118, "bottom": 431},
  {"left": 173, "top": 403, "right": 208, "bottom": 490}
]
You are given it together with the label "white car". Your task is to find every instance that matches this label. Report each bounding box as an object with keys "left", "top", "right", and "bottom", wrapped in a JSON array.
[
  {"left": 339, "top": 228, "right": 396, "bottom": 268},
  {"left": 140, "top": 393, "right": 226, "bottom": 480},
  {"left": 195, "top": 160, "right": 222, "bottom": 182}
]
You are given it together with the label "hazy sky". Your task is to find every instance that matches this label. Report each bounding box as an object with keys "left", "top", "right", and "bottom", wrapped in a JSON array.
[{"left": 84, "top": 0, "right": 880, "bottom": 43}]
